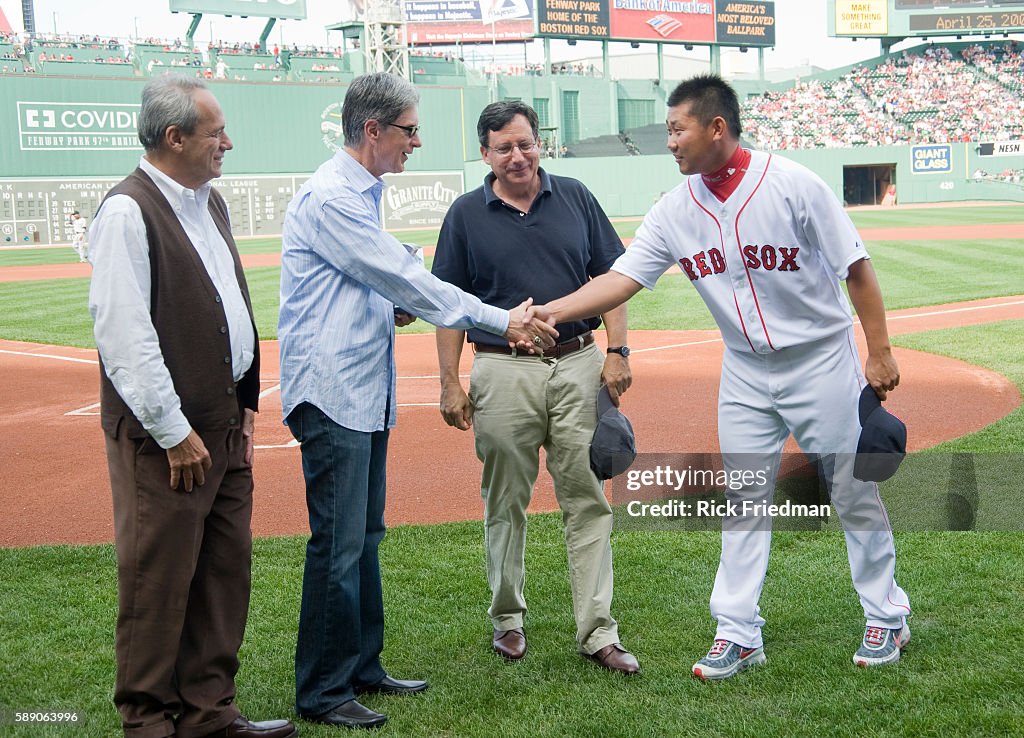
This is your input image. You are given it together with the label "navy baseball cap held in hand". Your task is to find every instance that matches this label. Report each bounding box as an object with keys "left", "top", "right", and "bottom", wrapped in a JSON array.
[
  {"left": 590, "top": 385, "right": 637, "bottom": 480},
  {"left": 853, "top": 385, "right": 907, "bottom": 483}
]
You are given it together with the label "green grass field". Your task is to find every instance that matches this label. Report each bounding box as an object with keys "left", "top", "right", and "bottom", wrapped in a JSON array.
[
  {"left": 1, "top": 206, "right": 1022, "bottom": 736},
  {"left": 1, "top": 205, "right": 1023, "bottom": 347}
]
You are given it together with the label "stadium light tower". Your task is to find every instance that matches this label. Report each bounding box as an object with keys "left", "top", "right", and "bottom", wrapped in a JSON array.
[{"left": 363, "top": 0, "right": 409, "bottom": 78}]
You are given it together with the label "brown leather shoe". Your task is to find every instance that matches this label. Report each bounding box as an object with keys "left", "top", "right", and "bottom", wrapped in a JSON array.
[
  {"left": 202, "top": 716, "right": 298, "bottom": 737},
  {"left": 492, "top": 627, "right": 527, "bottom": 660},
  {"left": 585, "top": 643, "right": 641, "bottom": 675}
]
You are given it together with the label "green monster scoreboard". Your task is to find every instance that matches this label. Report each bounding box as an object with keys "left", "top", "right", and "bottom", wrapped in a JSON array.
[{"left": 831, "top": 0, "right": 1024, "bottom": 38}]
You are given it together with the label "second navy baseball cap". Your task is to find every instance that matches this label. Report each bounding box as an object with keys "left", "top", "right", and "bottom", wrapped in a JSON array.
[
  {"left": 853, "top": 385, "right": 907, "bottom": 483},
  {"left": 589, "top": 385, "right": 637, "bottom": 480}
]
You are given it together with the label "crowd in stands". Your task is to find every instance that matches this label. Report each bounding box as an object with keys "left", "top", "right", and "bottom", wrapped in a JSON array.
[
  {"left": 974, "top": 167, "right": 1024, "bottom": 184},
  {"left": 288, "top": 44, "right": 346, "bottom": 58},
  {"left": 32, "top": 33, "right": 121, "bottom": 50},
  {"left": 743, "top": 43, "right": 1024, "bottom": 150},
  {"left": 39, "top": 51, "right": 130, "bottom": 63}
]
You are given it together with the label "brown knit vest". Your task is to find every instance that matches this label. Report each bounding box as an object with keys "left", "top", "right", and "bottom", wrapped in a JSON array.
[{"left": 97, "top": 167, "right": 261, "bottom": 441}]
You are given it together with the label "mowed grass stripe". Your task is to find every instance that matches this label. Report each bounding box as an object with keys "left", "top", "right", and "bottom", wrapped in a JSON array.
[
  {"left": 3, "top": 204, "right": 1021, "bottom": 268},
  {"left": 848, "top": 204, "right": 1024, "bottom": 229},
  {"left": 3, "top": 235, "right": 1023, "bottom": 347},
  {"left": 867, "top": 240, "right": 1024, "bottom": 310}
]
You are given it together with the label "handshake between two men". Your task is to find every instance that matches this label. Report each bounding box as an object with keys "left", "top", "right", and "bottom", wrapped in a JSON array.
[
  {"left": 396, "top": 296, "right": 559, "bottom": 353},
  {"left": 505, "top": 297, "right": 558, "bottom": 352}
]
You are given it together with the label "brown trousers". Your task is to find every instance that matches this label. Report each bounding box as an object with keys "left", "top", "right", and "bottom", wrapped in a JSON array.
[{"left": 105, "top": 423, "right": 253, "bottom": 738}]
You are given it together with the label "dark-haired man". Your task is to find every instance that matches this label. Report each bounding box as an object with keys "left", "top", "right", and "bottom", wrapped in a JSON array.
[
  {"left": 528, "top": 74, "right": 912, "bottom": 679},
  {"left": 432, "top": 101, "right": 640, "bottom": 674}
]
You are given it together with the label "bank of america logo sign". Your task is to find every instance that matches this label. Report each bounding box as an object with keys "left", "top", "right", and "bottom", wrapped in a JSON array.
[{"left": 646, "top": 15, "right": 682, "bottom": 37}]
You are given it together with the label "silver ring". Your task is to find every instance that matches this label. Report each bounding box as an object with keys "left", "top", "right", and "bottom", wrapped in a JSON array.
[{"left": 532, "top": 335, "right": 543, "bottom": 345}]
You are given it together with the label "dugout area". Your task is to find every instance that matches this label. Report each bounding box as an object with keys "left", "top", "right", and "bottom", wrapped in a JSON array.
[{"left": 843, "top": 163, "right": 897, "bottom": 206}]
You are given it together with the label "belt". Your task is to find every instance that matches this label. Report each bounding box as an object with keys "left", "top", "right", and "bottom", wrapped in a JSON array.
[{"left": 474, "top": 331, "right": 594, "bottom": 359}]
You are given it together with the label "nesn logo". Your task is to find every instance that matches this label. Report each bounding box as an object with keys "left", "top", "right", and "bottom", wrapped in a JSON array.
[{"left": 646, "top": 15, "right": 682, "bottom": 37}]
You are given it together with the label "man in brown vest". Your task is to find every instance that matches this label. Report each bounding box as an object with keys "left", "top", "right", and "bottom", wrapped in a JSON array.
[{"left": 88, "top": 75, "right": 296, "bottom": 738}]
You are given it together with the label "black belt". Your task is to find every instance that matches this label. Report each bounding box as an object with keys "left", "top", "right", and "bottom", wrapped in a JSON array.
[{"left": 474, "top": 331, "right": 594, "bottom": 359}]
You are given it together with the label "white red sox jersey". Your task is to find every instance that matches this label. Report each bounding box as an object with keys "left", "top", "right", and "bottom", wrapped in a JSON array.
[{"left": 613, "top": 150, "right": 868, "bottom": 353}]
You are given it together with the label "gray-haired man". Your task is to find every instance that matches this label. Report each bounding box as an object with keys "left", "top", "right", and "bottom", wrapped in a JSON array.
[
  {"left": 89, "top": 75, "right": 295, "bottom": 738},
  {"left": 279, "top": 73, "right": 556, "bottom": 729}
]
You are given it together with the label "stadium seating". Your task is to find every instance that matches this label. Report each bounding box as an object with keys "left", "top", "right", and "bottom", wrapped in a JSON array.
[
  {"left": 625, "top": 124, "right": 670, "bottom": 155},
  {"left": 209, "top": 51, "right": 285, "bottom": 82},
  {"left": 565, "top": 134, "right": 633, "bottom": 158},
  {"left": 135, "top": 43, "right": 204, "bottom": 73},
  {"left": 743, "top": 42, "right": 1024, "bottom": 150},
  {"left": 287, "top": 51, "right": 358, "bottom": 83},
  {"left": 36, "top": 58, "right": 136, "bottom": 77}
]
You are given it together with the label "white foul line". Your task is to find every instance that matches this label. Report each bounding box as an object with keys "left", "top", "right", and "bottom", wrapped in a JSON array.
[
  {"left": 632, "top": 337, "right": 722, "bottom": 354},
  {"left": 0, "top": 348, "right": 97, "bottom": 365},
  {"left": 65, "top": 401, "right": 101, "bottom": 416},
  {"left": 884, "top": 299, "right": 1024, "bottom": 322},
  {"left": 255, "top": 438, "right": 300, "bottom": 450}
]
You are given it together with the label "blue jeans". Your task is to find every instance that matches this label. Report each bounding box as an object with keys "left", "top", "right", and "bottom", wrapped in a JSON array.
[{"left": 286, "top": 402, "right": 388, "bottom": 716}]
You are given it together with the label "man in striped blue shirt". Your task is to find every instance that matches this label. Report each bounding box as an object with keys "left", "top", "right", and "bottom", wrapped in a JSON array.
[{"left": 278, "top": 72, "right": 555, "bottom": 730}]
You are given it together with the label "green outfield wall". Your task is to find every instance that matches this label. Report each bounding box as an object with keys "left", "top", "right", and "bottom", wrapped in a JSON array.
[{"left": 1, "top": 74, "right": 1020, "bottom": 244}]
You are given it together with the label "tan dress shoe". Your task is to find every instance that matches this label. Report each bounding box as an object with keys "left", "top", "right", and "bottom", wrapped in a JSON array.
[
  {"left": 586, "top": 643, "right": 641, "bottom": 675},
  {"left": 492, "top": 627, "right": 527, "bottom": 660}
]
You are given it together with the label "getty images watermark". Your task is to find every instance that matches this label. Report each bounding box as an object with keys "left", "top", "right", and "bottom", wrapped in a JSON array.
[
  {"left": 623, "top": 464, "right": 830, "bottom": 521},
  {"left": 609, "top": 452, "right": 1024, "bottom": 532}
]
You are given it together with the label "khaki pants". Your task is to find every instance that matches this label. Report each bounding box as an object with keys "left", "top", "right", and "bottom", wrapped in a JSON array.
[{"left": 470, "top": 343, "right": 618, "bottom": 654}]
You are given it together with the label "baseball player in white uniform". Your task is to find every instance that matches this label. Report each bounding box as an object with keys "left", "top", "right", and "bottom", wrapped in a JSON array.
[
  {"left": 70, "top": 210, "right": 88, "bottom": 262},
  {"left": 529, "top": 74, "right": 912, "bottom": 678}
]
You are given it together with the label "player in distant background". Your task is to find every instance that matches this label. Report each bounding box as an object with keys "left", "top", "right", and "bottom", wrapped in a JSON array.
[
  {"left": 69, "top": 210, "right": 88, "bottom": 262},
  {"left": 528, "top": 73, "right": 912, "bottom": 679}
]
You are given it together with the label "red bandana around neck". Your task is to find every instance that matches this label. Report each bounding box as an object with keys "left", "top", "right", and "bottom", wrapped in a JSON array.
[{"left": 702, "top": 146, "right": 751, "bottom": 202}]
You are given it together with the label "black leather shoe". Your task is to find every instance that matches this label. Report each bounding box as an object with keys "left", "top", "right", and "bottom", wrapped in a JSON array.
[
  {"left": 355, "top": 674, "right": 429, "bottom": 696},
  {"left": 301, "top": 701, "right": 386, "bottom": 729},
  {"left": 200, "top": 716, "right": 298, "bottom": 737}
]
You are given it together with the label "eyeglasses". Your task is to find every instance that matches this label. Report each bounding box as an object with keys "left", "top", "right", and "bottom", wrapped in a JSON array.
[
  {"left": 388, "top": 122, "right": 420, "bottom": 138},
  {"left": 487, "top": 140, "right": 538, "bottom": 156}
]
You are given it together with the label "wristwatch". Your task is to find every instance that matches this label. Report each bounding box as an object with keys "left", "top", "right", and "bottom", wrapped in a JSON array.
[{"left": 607, "top": 346, "right": 630, "bottom": 358}]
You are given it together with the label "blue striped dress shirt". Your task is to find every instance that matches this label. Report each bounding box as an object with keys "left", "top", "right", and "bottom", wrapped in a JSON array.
[{"left": 279, "top": 149, "right": 509, "bottom": 432}]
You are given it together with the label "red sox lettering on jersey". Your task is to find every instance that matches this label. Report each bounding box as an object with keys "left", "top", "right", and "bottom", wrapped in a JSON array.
[
  {"left": 678, "top": 245, "right": 800, "bottom": 282},
  {"left": 614, "top": 150, "right": 866, "bottom": 354}
]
